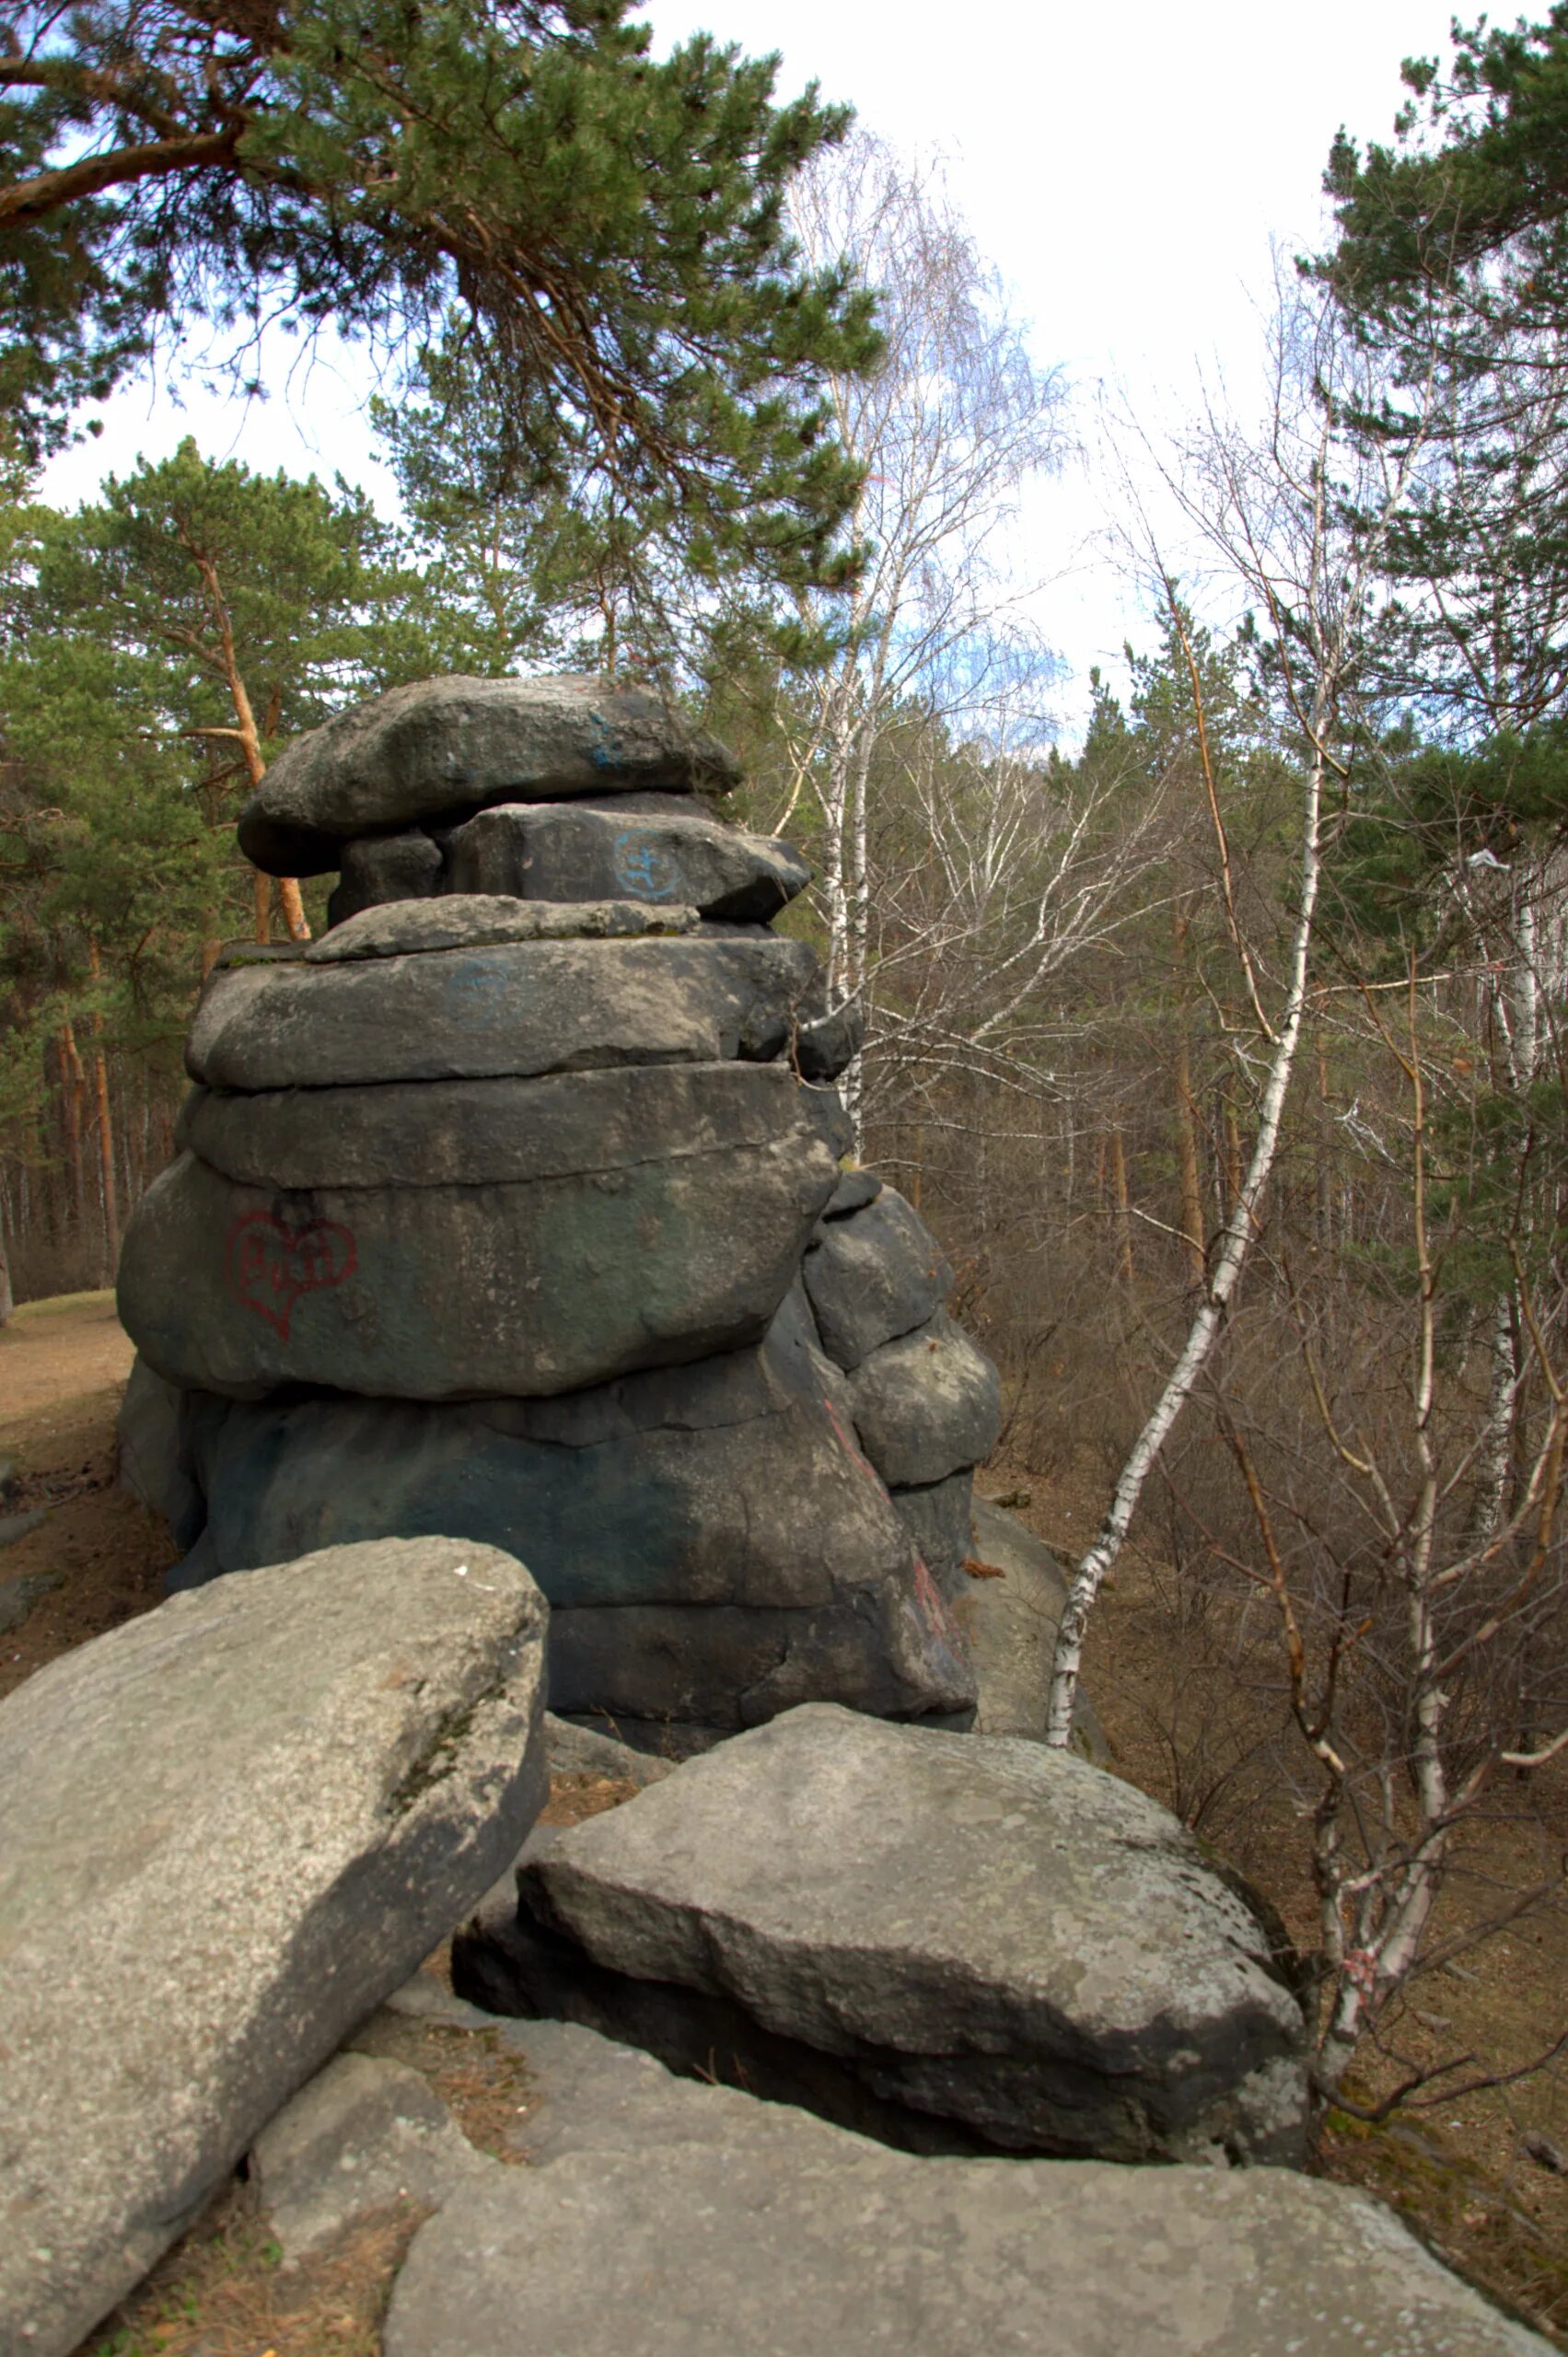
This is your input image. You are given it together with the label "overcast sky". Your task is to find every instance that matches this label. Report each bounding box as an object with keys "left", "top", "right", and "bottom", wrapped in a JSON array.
[{"left": 40, "top": 0, "right": 1463, "bottom": 735}]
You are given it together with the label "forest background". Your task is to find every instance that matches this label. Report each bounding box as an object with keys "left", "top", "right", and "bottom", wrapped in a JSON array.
[{"left": 9, "top": 0, "right": 1568, "bottom": 2240}]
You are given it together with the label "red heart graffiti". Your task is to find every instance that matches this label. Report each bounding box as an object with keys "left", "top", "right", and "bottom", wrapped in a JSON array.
[{"left": 226, "top": 1212, "right": 357, "bottom": 1341}]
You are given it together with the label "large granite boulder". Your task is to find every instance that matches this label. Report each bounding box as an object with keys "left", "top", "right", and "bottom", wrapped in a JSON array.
[
  {"left": 455, "top": 1702, "right": 1307, "bottom": 2165},
  {"left": 238, "top": 674, "right": 741, "bottom": 876},
  {"left": 306, "top": 894, "right": 703, "bottom": 958},
  {"left": 169, "top": 1293, "right": 977, "bottom": 1726},
  {"left": 445, "top": 802, "right": 811, "bottom": 923},
  {"left": 386, "top": 2128, "right": 1552, "bottom": 2357},
  {"left": 273, "top": 1974, "right": 1548, "bottom": 2357},
  {"left": 0, "top": 1536, "right": 549, "bottom": 2357},
  {"left": 186, "top": 932, "right": 819, "bottom": 1091},
  {"left": 119, "top": 1078, "right": 838, "bottom": 1400}
]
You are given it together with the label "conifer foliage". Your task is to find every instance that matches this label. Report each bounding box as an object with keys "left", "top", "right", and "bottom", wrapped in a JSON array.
[{"left": 0, "top": 0, "right": 877, "bottom": 601}]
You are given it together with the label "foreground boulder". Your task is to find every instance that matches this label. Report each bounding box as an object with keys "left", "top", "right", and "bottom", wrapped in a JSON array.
[
  {"left": 0, "top": 1537, "right": 548, "bottom": 2357},
  {"left": 454, "top": 1702, "right": 1307, "bottom": 2165},
  {"left": 386, "top": 2126, "right": 1551, "bottom": 2357},
  {"left": 261, "top": 1972, "right": 1547, "bottom": 2356}
]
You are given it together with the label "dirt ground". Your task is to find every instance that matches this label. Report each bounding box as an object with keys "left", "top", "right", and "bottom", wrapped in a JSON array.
[
  {"left": 7, "top": 1296, "right": 1567, "bottom": 2349},
  {"left": 0, "top": 1293, "right": 175, "bottom": 1703}
]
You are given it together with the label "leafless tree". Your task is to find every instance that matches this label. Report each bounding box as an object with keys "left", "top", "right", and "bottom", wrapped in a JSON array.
[{"left": 1045, "top": 278, "right": 1434, "bottom": 1746}]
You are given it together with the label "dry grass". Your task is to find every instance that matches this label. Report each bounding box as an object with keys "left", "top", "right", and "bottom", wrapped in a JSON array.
[{"left": 84, "top": 2182, "right": 425, "bottom": 2357}]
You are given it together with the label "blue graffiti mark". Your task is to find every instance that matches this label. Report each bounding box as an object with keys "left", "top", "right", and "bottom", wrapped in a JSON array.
[
  {"left": 587, "top": 710, "right": 622, "bottom": 771},
  {"left": 612, "top": 831, "right": 679, "bottom": 902}
]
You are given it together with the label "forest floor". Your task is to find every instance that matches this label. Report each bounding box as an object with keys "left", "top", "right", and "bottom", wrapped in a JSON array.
[{"left": 5, "top": 1295, "right": 1566, "bottom": 2350}]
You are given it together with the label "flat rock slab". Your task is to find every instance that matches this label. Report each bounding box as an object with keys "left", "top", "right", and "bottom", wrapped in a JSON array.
[
  {"left": 445, "top": 803, "right": 811, "bottom": 923},
  {"left": 178, "top": 1058, "right": 832, "bottom": 1192},
  {"left": 843, "top": 1310, "right": 1002, "bottom": 1487},
  {"left": 308, "top": 893, "right": 700, "bottom": 960},
  {"left": 482, "top": 1702, "right": 1307, "bottom": 2165},
  {"left": 385, "top": 2131, "right": 1551, "bottom": 2357},
  {"left": 120, "top": 1083, "right": 836, "bottom": 1399},
  {"left": 187, "top": 933, "right": 818, "bottom": 1091},
  {"left": 0, "top": 1537, "right": 548, "bottom": 2357},
  {"left": 251, "top": 2050, "right": 494, "bottom": 2258},
  {"left": 803, "top": 1184, "right": 954, "bottom": 1369},
  {"left": 239, "top": 675, "right": 741, "bottom": 874}
]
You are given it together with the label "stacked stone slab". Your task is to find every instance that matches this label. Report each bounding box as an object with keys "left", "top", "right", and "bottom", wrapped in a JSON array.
[{"left": 118, "top": 676, "right": 1000, "bottom": 1741}]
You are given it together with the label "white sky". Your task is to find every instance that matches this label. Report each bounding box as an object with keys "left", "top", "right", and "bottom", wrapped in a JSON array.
[{"left": 39, "top": 0, "right": 1462, "bottom": 737}]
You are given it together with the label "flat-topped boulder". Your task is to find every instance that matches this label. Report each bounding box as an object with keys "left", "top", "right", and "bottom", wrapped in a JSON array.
[
  {"left": 178, "top": 1059, "right": 830, "bottom": 1192},
  {"left": 308, "top": 893, "right": 700, "bottom": 960},
  {"left": 187, "top": 933, "right": 818, "bottom": 1091},
  {"left": 386, "top": 2130, "right": 1551, "bottom": 2357},
  {"left": 457, "top": 1703, "right": 1307, "bottom": 2165},
  {"left": 444, "top": 803, "right": 811, "bottom": 923},
  {"left": 119, "top": 1078, "right": 839, "bottom": 1399},
  {"left": 0, "top": 1537, "right": 548, "bottom": 2357},
  {"left": 238, "top": 675, "right": 742, "bottom": 875}
]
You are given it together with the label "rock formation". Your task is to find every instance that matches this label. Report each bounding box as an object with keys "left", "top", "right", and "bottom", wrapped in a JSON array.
[
  {"left": 117, "top": 674, "right": 1001, "bottom": 1743},
  {"left": 0, "top": 1535, "right": 548, "bottom": 2357},
  {"left": 455, "top": 1702, "right": 1310, "bottom": 2166}
]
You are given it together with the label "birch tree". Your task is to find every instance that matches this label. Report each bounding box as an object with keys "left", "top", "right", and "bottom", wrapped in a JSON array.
[
  {"left": 779, "top": 134, "right": 1068, "bottom": 1143},
  {"left": 1045, "top": 283, "right": 1430, "bottom": 1747}
]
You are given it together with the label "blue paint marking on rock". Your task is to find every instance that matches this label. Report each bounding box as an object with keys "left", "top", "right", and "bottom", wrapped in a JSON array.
[{"left": 612, "top": 832, "right": 681, "bottom": 902}]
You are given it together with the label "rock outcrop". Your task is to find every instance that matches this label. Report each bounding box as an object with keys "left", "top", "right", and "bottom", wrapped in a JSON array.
[
  {"left": 453, "top": 1701, "right": 1310, "bottom": 2165},
  {"left": 117, "top": 675, "right": 1002, "bottom": 1739},
  {"left": 0, "top": 1536, "right": 548, "bottom": 2357}
]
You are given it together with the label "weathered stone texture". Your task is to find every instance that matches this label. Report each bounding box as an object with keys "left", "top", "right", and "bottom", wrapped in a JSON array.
[{"left": 0, "top": 1537, "right": 547, "bottom": 2357}]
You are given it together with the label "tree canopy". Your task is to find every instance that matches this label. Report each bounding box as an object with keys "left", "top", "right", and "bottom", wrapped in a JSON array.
[{"left": 1, "top": 0, "right": 878, "bottom": 597}]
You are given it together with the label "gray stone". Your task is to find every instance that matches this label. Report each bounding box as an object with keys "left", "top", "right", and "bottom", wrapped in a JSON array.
[
  {"left": 307, "top": 892, "right": 700, "bottom": 961},
  {"left": 444, "top": 803, "right": 811, "bottom": 923},
  {"left": 954, "top": 1499, "right": 1109, "bottom": 1762},
  {"left": 818, "top": 1166, "right": 883, "bottom": 1224},
  {"left": 843, "top": 1311, "right": 1002, "bottom": 1487},
  {"left": 0, "top": 1565, "right": 62, "bottom": 1633},
  {"left": 0, "top": 1506, "right": 49, "bottom": 1551},
  {"left": 803, "top": 1185, "right": 954, "bottom": 1369},
  {"left": 796, "top": 995, "right": 864, "bottom": 1083},
  {"left": 116, "top": 1353, "right": 205, "bottom": 1549},
  {"left": 250, "top": 2052, "right": 494, "bottom": 2259},
  {"left": 119, "top": 1082, "right": 836, "bottom": 1400},
  {"left": 544, "top": 1713, "right": 678, "bottom": 1787},
  {"left": 486, "top": 1703, "right": 1307, "bottom": 2165},
  {"left": 385, "top": 2131, "right": 1553, "bottom": 2357},
  {"left": 546, "top": 1583, "right": 974, "bottom": 1728},
  {"left": 326, "top": 829, "right": 444, "bottom": 927},
  {"left": 183, "top": 1295, "right": 931, "bottom": 1612},
  {"left": 165, "top": 1527, "right": 223, "bottom": 1594},
  {"left": 0, "top": 1536, "right": 549, "bottom": 2357},
  {"left": 178, "top": 1059, "right": 830, "bottom": 1192},
  {"left": 186, "top": 933, "right": 818, "bottom": 1090},
  {"left": 889, "top": 1469, "right": 973, "bottom": 1589},
  {"left": 239, "top": 675, "right": 741, "bottom": 875}
]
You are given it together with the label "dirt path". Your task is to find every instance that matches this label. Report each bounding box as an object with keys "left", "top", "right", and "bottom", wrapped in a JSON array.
[{"left": 0, "top": 1293, "right": 175, "bottom": 1702}]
